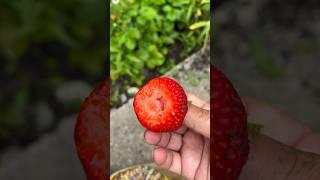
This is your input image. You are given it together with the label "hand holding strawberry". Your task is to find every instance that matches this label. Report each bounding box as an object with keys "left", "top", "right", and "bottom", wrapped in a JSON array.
[
  {"left": 133, "top": 77, "right": 210, "bottom": 179},
  {"left": 135, "top": 67, "right": 250, "bottom": 180},
  {"left": 144, "top": 93, "right": 210, "bottom": 179}
]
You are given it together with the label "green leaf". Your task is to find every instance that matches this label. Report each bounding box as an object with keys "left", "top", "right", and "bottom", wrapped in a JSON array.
[
  {"left": 110, "top": 45, "right": 119, "bottom": 53},
  {"left": 127, "top": 28, "right": 141, "bottom": 39},
  {"left": 162, "top": 5, "right": 172, "bottom": 12},
  {"left": 166, "top": 9, "right": 180, "bottom": 21},
  {"left": 169, "top": 0, "right": 190, "bottom": 7},
  {"left": 140, "top": 6, "right": 157, "bottom": 21},
  {"left": 189, "top": 21, "right": 209, "bottom": 30},
  {"left": 125, "top": 38, "right": 136, "bottom": 50},
  {"left": 126, "top": 54, "right": 143, "bottom": 68},
  {"left": 137, "top": 17, "right": 146, "bottom": 25},
  {"left": 201, "top": 0, "right": 210, "bottom": 4}
]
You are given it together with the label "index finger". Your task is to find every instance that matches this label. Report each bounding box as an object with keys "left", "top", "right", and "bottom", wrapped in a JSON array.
[
  {"left": 184, "top": 104, "right": 210, "bottom": 138},
  {"left": 187, "top": 93, "right": 210, "bottom": 110}
]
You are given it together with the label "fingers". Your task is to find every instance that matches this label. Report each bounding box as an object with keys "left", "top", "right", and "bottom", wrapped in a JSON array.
[
  {"left": 153, "top": 148, "right": 182, "bottom": 175},
  {"left": 181, "top": 130, "right": 205, "bottom": 180},
  {"left": 175, "top": 125, "right": 188, "bottom": 135},
  {"left": 144, "top": 131, "right": 183, "bottom": 151},
  {"left": 187, "top": 93, "right": 210, "bottom": 110},
  {"left": 295, "top": 133, "right": 320, "bottom": 154},
  {"left": 240, "top": 134, "right": 320, "bottom": 180},
  {"left": 184, "top": 104, "right": 210, "bottom": 138},
  {"left": 195, "top": 138, "right": 210, "bottom": 180}
]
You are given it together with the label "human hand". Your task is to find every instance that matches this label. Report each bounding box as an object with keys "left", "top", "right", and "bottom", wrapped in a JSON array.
[
  {"left": 144, "top": 94, "right": 320, "bottom": 180},
  {"left": 239, "top": 97, "right": 320, "bottom": 180},
  {"left": 144, "top": 93, "right": 210, "bottom": 180}
]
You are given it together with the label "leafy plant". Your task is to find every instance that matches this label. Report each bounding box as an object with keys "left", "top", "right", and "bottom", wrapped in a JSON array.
[
  {"left": 189, "top": 0, "right": 210, "bottom": 48},
  {"left": 110, "top": 0, "right": 210, "bottom": 106},
  {"left": 0, "top": 0, "right": 106, "bottom": 77}
]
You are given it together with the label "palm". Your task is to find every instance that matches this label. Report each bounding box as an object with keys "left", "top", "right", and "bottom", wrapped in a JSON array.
[
  {"left": 144, "top": 93, "right": 210, "bottom": 179},
  {"left": 144, "top": 126, "right": 210, "bottom": 180}
]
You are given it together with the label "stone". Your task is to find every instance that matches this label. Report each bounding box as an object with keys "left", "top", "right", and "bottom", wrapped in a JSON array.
[
  {"left": 120, "top": 94, "right": 127, "bottom": 104},
  {"left": 127, "top": 87, "right": 139, "bottom": 96}
]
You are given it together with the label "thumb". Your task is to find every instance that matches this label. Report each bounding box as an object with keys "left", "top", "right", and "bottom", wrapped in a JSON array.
[{"left": 184, "top": 104, "right": 210, "bottom": 138}]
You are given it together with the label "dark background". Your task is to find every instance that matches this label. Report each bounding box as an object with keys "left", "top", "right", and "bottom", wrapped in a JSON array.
[
  {"left": 213, "top": 0, "right": 320, "bottom": 130},
  {"left": 0, "top": 0, "right": 107, "bottom": 179},
  {"left": 0, "top": 0, "right": 106, "bottom": 150}
]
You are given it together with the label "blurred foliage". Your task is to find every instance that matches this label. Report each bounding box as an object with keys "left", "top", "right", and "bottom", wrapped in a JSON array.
[
  {"left": 0, "top": 0, "right": 106, "bottom": 77},
  {"left": 248, "top": 35, "right": 284, "bottom": 79},
  {"left": 0, "top": 0, "right": 106, "bottom": 148},
  {"left": 110, "top": 0, "right": 210, "bottom": 106},
  {"left": 189, "top": 0, "right": 210, "bottom": 47}
]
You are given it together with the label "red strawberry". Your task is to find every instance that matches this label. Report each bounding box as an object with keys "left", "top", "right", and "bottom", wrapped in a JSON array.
[
  {"left": 74, "top": 80, "right": 108, "bottom": 180},
  {"left": 133, "top": 77, "right": 188, "bottom": 132},
  {"left": 211, "top": 65, "right": 249, "bottom": 180}
]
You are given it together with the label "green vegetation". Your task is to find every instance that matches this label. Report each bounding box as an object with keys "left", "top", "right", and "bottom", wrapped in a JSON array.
[
  {"left": 0, "top": 0, "right": 106, "bottom": 77},
  {"left": 0, "top": 0, "right": 105, "bottom": 147},
  {"left": 110, "top": 0, "right": 210, "bottom": 106}
]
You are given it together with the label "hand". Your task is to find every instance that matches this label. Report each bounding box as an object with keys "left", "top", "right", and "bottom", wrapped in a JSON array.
[
  {"left": 240, "top": 97, "right": 320, "bottom": 180},
  {"left": 144, "top": 93, "right": 210, "bottom": 180}
]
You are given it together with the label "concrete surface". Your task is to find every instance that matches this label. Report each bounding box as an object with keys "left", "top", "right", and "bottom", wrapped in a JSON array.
[
  {"left": 110, "top": 49, "right": 210, "bottom": 171},
  {"left": 0, "top": 116, "right": 86, "bottom": 180}
]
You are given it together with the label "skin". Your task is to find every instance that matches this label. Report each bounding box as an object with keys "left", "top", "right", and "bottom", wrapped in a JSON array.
[
  {"left": 240, "top": 97, "right": 320, "bottom": 180},
  {"left": 144, "top": 94, "right": 320, "bottom": 180}
]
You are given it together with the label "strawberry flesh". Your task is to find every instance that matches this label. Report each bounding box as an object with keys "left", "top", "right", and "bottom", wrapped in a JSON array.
[{"left": 133, "top": 77, "right": 188, "bottom": 132}]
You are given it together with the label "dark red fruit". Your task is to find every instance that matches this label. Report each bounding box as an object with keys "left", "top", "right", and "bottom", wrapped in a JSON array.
[
  {"left": 211, "top": 65, "right": 249, "bottom": 180},
  {"left": 133, "top": 77, "right": 188, "bottom": 132},
  {"left": 74, "top": 80, "right": 108, "bottom": 180}
]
